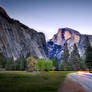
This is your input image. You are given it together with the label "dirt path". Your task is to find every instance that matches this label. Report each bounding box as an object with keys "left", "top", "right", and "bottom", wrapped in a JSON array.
[{"left": 57, "top": 78, "right": 86, "bottom": 92}]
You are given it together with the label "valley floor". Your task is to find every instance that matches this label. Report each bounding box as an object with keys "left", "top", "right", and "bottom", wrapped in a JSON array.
[{"left": 0, "top": 71, "right": 75, "bottom": 92}]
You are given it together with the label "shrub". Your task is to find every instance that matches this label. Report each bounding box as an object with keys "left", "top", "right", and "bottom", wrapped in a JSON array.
[
  {"left": 45, "top": 60, "right": 53, "bottom": 71},
  {"left": 26, "top": 56, "right": 37, "bottom": 72},
  {"left": 35, "top": 58, "right": 53, "bottom": 71}
]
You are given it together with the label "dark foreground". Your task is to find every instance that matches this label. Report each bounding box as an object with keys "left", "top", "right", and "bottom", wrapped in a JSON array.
[{"left": 0, "top": 71, "right": 75, "bottom": 92}]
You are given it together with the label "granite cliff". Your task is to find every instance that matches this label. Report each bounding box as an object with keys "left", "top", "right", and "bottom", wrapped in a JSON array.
[
  {"left": 0, "top": 7, "right": 48, "bottom": 60},
  {"left": 47, "top": 28, "right": 92, "bottom": 59}
]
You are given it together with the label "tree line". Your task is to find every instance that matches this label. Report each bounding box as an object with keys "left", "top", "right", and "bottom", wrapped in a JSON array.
[{"left": 0, "top": 54, "right": 54, "bottom": 71}]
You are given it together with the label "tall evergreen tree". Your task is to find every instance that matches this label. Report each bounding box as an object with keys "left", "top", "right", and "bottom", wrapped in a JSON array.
[
  {"left": 70, "top": 44, "right": 80, "bottom": 71},
  {"left": 51, "top": 57, "right": 59, "bottom": 71},
  {"left": 85, "top": 36, "right": 92, "bottom": 72},
  {"left": 0, "top": 53, "right": 6, "bottom": 68},
  {"left": 62, "top": 43, "right": 69, "bottom": 71},
  {"left": 15, "top": 58, "right": 26, "bottom": 70},
  {"left": 84, "top": 36, "right": 91, "bottom": 57}
]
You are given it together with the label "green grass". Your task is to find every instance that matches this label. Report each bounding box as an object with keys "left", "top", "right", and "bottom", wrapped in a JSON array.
[{"left": 0, "top": 71, "right": 75, "bottom": 92}]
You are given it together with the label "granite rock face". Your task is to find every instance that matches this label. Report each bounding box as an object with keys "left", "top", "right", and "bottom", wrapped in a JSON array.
[
  {"left": 47, "top": 28, "right": 92, "bottom": 59},
  {"left": 0, "top": 7, "right": 48, "bottom": 60}
]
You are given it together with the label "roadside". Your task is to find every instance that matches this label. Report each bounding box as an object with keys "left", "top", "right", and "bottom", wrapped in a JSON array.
[{"left": 57, "top": 77, "right": 86, "bottom": 92}]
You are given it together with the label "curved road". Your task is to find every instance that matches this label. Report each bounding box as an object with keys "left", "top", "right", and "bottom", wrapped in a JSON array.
[{"left": 68, "top": 73, "right": 92, "bottom": 92}]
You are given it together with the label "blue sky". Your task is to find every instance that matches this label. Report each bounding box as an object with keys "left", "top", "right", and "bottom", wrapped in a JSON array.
[{"left": 0, "top": 0, "right": 92, "bottom": 40}]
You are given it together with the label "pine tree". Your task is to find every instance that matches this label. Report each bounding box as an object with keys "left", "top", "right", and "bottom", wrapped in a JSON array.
[
  {"left": 85, "top": 36, "right": 92, "bottom": 72},
  {"left": 70, "top": 44, "right": 80, "bottom": 71},
  {"left": 62, "top": 43, "right": 69, "bottom": 71},
  {"left": 84, "top": 36, "right": 91, "bottom": 57},
  {"left": 0, "top": 53, "right": 6, "bottom": 68},
  {"left": 51, "top": 57, "right": 60, "bottom": 71}
]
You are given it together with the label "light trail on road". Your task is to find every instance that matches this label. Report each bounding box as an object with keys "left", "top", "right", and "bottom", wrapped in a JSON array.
[{"left": 68, "top": 73, "right": 92, "bottom": 92}]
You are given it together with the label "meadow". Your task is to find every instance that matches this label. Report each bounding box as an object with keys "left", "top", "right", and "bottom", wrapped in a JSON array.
[{"left": 0, "top": 71, "right": 75, "bottom": 92}]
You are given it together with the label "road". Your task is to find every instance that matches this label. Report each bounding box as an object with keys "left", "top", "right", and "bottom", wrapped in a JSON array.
[{"left": 67, "top": 73, "right": 92, "bottom": 92}]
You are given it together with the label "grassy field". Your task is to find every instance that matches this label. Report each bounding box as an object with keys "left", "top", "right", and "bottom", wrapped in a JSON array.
[{"left": 0, "top": 71, "right": 75, "bottom": 92}]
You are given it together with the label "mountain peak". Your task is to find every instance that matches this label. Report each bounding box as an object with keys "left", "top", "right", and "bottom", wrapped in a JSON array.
[
  {"left": 0, "top": 7, "right": 10, "bottom": 19},
  {"left": 0, "top": 7, "right": 5, "bottom": 12},
  {"left": 58, "top": 27, "right": 80, "bottom": 35},
  {"left": 0, "top": 7, "right": 8, "bottom": 15},
  {"left": 51, "top": 28, "right": 80, "bottom": 45}
]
